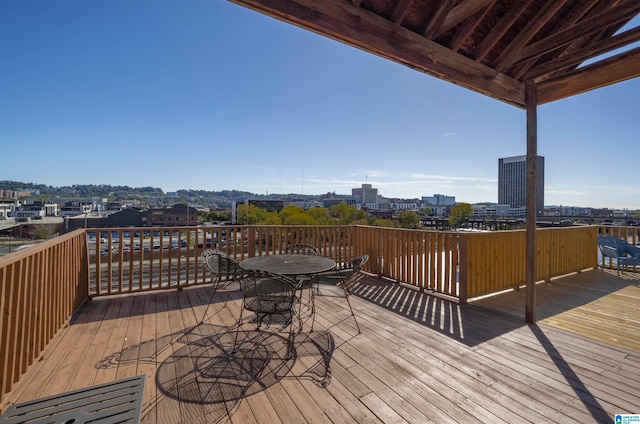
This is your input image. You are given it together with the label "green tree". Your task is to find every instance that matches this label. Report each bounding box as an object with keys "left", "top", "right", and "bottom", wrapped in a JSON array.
[
  {"left": 305, "top": 207, "right": 333, "bottom": 225},
  {"left": 204, "top": 210, "right": 230, "bottom": 223},
  {"left": 372, "top": 218, "right": 396, "bottom": 227},
  {"left": 279, "top": 204, "right": 306, "bottom": 224},
  {"left": 329, "top": 202, "right": 366, "bottom": 224},
  {"left": 449, "top": 202, "right": 473, "bottom": 229},
  {"left": 236, "top": 204, "right": 268, "bottom": 225},
  {"left": 261, "top": 211, "right": 282, "bottom": 225},
  {"left": 282, "top": 212, "right": 315, "bottom": 225},
  {"left": 398, "top": 211, "right": 421, "bottom": 229},
  {"left": 419, "top": 207, "right": 433, "bottom": 216}
]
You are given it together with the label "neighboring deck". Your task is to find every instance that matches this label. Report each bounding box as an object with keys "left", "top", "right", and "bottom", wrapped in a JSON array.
[{"left": 2, "top": 268, "right": 639, "bottom": 423}]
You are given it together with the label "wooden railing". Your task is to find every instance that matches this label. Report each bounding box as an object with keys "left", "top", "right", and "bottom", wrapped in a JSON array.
[
  {"left": 88, "top": 225, "right": 356, "bottom": 297},
  {"left": 354, "top": 226, "right": 461, "bottom": 298},
  {"left": 1, "top": 223, "right": 627, "bottom": 405},
  {"left": 458, "top": 226, "right": 598, "bottom": 300},
  {"left": 87, "top": 225, "right": 605, "bottom": 300},
  {"left": 0, "top": 229, "right": 88, "bottom": 405},
  {"left": 353, "top": 225, "right": 599, "bottom": 301}
]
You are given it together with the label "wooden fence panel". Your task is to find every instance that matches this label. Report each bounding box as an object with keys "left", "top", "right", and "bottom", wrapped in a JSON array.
[
  {"left": 0, "top": 230, "right": 88, "bottom": 404},
  {"left": 460, "top": 226, "right": 598, "bottom": 299}
]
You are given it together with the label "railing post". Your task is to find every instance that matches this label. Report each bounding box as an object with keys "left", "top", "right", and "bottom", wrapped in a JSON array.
[
  {"left": 458, "top": 234, "right": 468, "bottom": 304},
  {"left": 248, "top": 226, "right": 256, "bottom": 258}
]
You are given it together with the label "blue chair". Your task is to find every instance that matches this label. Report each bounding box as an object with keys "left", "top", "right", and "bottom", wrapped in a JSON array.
[{"left": 596, "top": 236, "right": 640, "bottom": 276}]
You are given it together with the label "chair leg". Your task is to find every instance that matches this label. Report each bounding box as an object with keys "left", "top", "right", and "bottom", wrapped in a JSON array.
[
  {"left": 309, "top": 291, "right": 316, "bottom": 333},
  {"left": 231, "top": 306, "right": 245, "bottom": 354},
  {"left": 285, "top": 316, "right": 296, "bottom": 360},
  {"left": 199, "top": 287, "right": 219, "bottom": 325},
  {"left": 343, "top": 294, "right": 361, "bottom": 334}
]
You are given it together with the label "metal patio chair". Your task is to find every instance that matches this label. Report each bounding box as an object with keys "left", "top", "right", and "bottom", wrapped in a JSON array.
[
  {"left": 199, "top": 249, "right": 245, "bottom": 325},
  {"left": 311, "top": 254, "right": 369, "bottom": 334},
  {"left": 232, "top": 270, "right": 302, "bottom": 359}
]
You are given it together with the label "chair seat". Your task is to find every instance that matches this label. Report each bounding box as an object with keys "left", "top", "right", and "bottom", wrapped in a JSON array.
[
  {"left": 244, "top": 296, "right": 297, "bottom": 314},
  {"left": 215, "top": 280, "right": 241, "bottom": 292}
]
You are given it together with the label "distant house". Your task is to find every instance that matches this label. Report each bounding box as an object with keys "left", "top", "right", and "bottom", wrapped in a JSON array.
[
  {"left": 14, "top": 202, "right": 46, "bottom": 220},
  {"left": 146, "top": 204, "right": 198, "bottom": 226},
  {"left": 101, "top": 202, "right": 123, "bottom": 215},
  {"left": 65, "top": 204, "right": 198, "bottom": 232},
  {"left": 0, "top": 203, "right": 11, "bottom": 219},
  {"left": 248, "top": 199, "right": 285, "bottom": 213},
  {"left": 60, "top": 201, "right": 92, "bottom": 217},
  {"left": 0, "top": 189, "right": 31, "bottom": 200}
]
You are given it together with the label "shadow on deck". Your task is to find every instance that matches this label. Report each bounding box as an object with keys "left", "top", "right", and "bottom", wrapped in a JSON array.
[
  {"left": 3, "top": 268, "right": 639, "bottom": 423},
  {"left": 351, "top": 267, "right": 640, "bottom": 351}
]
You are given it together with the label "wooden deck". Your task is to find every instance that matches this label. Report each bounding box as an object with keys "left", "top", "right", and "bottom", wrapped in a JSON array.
[{"left": 2, "top": 268, "right": 639, "bottom": 423}]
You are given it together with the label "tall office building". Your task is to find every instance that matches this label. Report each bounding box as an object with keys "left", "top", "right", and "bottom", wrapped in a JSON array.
[
  {"left": 352, "top": 184, "right": 378, "bottom": 206},
  {"left": 498, "top": 155, "right": 544, "bottom": 215}
]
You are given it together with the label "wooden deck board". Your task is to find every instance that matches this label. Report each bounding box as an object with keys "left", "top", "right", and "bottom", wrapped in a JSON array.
[{"left": 2, "top": 268, "right": 639, "bottom": 423}]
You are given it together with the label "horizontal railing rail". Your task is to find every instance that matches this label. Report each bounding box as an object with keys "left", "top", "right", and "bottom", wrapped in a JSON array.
[{"left": 0, "top": 229, "right": 88, "bottom": 405}]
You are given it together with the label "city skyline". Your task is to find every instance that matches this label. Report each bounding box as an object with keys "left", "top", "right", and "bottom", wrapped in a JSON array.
[
  {"left": 2, "top": 179, "right": 638, "bottom": 212},
  {"left": 1, "top": 1, "right": 639, "bottom": 209}
]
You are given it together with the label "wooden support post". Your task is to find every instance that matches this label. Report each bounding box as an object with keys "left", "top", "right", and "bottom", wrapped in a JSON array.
[{"left": 525, "top": 81, "right": 537, "bottom": 324}]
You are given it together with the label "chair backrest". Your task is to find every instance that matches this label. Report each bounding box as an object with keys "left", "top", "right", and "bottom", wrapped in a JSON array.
[
  {"left": 596, "top": 236, "right": 622, "bottom": 259},
  {"left": 620, "top": 239, "right": 640, "bottom": 258},
  {"left": 350, "top": 254, "right": 369, "bottom": 272},
  {"left": 201, "top": 250, "right": 241, "bottom": 283},
  {"left": 284, "top": 244, "right": 320, "bottom": 256},
  {"left": 334, "top": 254, "right": 369, "bottom": 274},
  {"left": 241, "top": 270, "right": 299, "bottom": 314},
  {"left": 334, "top": 254, "right": 369, "bottom": 294}
]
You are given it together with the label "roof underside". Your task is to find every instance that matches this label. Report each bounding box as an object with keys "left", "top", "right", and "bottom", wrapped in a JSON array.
[{"left": 229, "top": 0, "right": 640, "bottom": 108}]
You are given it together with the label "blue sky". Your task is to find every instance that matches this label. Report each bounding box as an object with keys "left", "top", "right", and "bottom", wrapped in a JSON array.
[{"left": 1, "top": 1, "right": 639, "bottom": 209}]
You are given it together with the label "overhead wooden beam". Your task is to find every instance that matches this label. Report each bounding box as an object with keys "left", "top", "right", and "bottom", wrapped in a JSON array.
[
  {"left": 512, "top": 2, "right": 640, "bottom": 66},
  {"left": 474, "top": 0, "right": 534, "bottom": 63},
  {"left": 512, "top": 0, "right": 600, "bottom": 80},
  {"left": 525, "top": 80, "right": 537, "bottom": 325},
  {"left": 437, "top": 0, "right": 496, "bottom": 37},
  {"left": 391, "top": 0, "right": 414, "bottom": 25},
  {"left": 537, "top": 46, "right": 640, "bottom": 104},
  {"left": 423, "top": 0, "right": 457, "bottom": 40},
  {"left": 495, "top": 0, "right": 568, "bottom": 72},
  {"left": 524, "top": 26, "right": 640, "bottom": 81},
  {"left": 229, "top": 0, "right": 525, "bottom": 106},
  {"left": 449, "top": 1, "right": 495, "bottom": 52}
]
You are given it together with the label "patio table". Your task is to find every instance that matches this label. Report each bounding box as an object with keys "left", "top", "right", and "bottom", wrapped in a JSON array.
[
  {"left": 240, "top": 254, "right": 336, "bottom": 324},
  {"left": 240, "top": 254, "right": 336, "bottom": 277}
]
